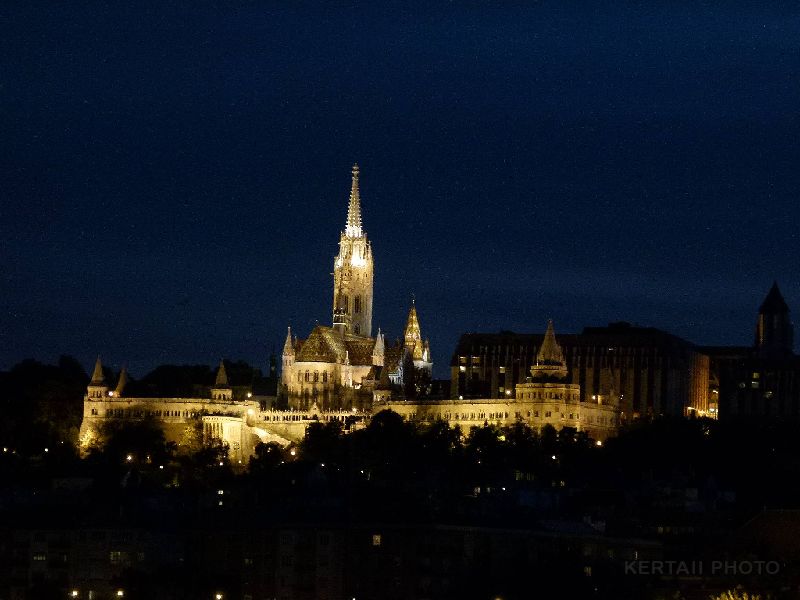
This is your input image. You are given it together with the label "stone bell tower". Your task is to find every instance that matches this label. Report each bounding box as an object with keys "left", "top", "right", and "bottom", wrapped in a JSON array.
[{"left": 332, "top": 164, "right": 373, "bottom": 337}]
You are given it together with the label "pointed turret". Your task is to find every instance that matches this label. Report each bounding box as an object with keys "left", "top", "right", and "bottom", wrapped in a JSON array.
[
  {"left": 114, "top": 366, "right": 128, "bottom": 397},
  {"left": 755, "top": 282, "right": 794, "bottom": 358},
  {"left": 531, "top": 320, "right": 568, "bottom": 380},
  {"left": 373, "top": 328, "right": 385, "bottom": 366},
  {"left": 215, "top": 360, "right": 229, "bottom": 387},
  {"left": 87, "top": 356, "right": 109, "bottom": 399},
  {"left": 283, "top": 327, "right": 295, "bottom": 357},
  {"left": 345, "top": 163, "right": 362, "bottom": 238},
  {"left": 90, "top": 356, "right": 105, "bottom": 385},
  {"left": 212, "top": 360, "right": 233, "bottom": 401}
]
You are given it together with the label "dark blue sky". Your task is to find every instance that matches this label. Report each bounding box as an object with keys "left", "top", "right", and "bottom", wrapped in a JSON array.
[{"left": 2, "top": 2, "right": 799, "bottom": 378}]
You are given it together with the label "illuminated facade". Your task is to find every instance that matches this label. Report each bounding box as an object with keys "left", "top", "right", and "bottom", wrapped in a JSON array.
[
  {"left": 451, "top": 322, "right": 710, "bottom": 420},
  {"left": 281, "top": 165, "right": 432, "bottom": 411},
  {"left": 387, "top": 321, "right": 618, "bottom": 441}
]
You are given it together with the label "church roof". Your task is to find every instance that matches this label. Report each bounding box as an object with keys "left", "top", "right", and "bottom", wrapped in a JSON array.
[
  {"left": 759, "top": 281, "right": 789, "bottom": 314},
  {"left": 295, "top": 325, "right": 375, "bottom": 365},
  {"left": 404, "top": 300, "right": 425, "bottom": 360}
]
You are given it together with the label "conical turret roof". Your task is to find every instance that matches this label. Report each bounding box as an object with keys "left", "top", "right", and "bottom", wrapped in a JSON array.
[
  {"left": 283, "top": 326, "right": 294, "bottom": 356},
  {"left": 215, "top": 360, "right": 229, "bottom": 387},
  {"left": 114, "top": 366, "right": 128, "bottom": 397},
  {"left": 531, "top": 320, "right": 568, "bottom": 380},
  {"left": 90, "top": 356, "right": 106, "bottom": 385},
  {"left": 537, "top": 319, "right": 566, "bottom": 365},
  {"left": 759, "top": 281, "right": 789, "bottom": 314}
]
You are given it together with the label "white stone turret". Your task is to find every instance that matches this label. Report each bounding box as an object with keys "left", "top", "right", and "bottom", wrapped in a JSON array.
[
  {"left": 212, "top": 360, "right": 233, "bottom": 401},
  {"left": 372, "top": 328, "right": 385, "bottom": 366}
]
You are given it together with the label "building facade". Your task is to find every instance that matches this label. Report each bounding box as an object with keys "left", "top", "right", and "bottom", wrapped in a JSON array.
[
  {"left": 280, "top": 165, "right": 433, "bottom": 411},
  {"left": 451, "top": 321, "right": 710, "bottom": 421}
]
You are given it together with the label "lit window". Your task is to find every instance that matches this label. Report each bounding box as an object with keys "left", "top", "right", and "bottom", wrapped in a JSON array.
[
  {"left": 372, "top": 534, "right": 382, "bottom": 546},
  {"left": 32, "top": 553, "right": 47, "bottom": 561}
]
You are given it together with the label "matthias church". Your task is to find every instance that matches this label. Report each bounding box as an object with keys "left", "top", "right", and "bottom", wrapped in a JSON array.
[{"left": 280, "top": 165, "right": 432, "bottom": 412}]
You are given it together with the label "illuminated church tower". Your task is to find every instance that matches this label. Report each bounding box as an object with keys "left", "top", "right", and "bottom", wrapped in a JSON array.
[{"left": 332, "top": 164, "right": 373, "bottom": 337}]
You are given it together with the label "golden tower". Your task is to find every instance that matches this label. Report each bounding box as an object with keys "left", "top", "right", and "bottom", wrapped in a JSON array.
[{"left": 332, "top": 164, "right": 373, "bottom": 337}]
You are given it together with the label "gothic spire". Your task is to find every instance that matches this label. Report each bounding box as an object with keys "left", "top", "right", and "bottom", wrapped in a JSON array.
[
  {"left": 404, "top": 300, "right": 424, "bottom": 360},
  {"left": 345, "top": 163, "right": 363, "bottom": 238},
  {"left": 90, "top": 356, "right": 105, "bottom": 385},
  {"left": 373, "top": 328, "right": 385, "bottom": 366}
]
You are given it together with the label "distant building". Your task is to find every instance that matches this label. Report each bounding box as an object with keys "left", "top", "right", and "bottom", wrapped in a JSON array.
[
  {"left": 387, "top": 320, "right": 618, "bottom": 440},
  {"left": 451, "top": 321, "right": 709, "bottom": 421},
  {"left": 703, "top": 282, "right": 800, "bottom": 419}
]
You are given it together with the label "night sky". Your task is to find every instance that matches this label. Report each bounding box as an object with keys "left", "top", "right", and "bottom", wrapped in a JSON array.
[{"left": 2, "top": 2, "right": 799, "bottom": 379}]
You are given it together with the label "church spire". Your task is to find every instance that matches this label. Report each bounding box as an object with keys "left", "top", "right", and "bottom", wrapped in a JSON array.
[{"left": 345, "top": 163, "right": 363, "bottom": 238}]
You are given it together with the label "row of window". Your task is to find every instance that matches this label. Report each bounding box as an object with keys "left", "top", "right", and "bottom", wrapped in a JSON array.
[
  {"left": 100, "top": 408, "right": 194, "bottom": 418},
  {"left": 299, "top": 371, "right": 330, "bottom": 383}
]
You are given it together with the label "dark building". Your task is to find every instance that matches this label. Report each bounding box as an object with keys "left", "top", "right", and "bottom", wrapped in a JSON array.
[
  {"left": 703, "top": 283, "right": 800, "bottom": 419},
  {"left": 451, "top": 322, "right": 710, "bottom": 420}
]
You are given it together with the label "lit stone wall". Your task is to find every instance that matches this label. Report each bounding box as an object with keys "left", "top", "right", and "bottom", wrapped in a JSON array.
[
  {"left": 78, "top": 396, "right": 259, "bottom": 454},
  {"left": 382, "top": 397, "right": 619, "bottom": 441}
]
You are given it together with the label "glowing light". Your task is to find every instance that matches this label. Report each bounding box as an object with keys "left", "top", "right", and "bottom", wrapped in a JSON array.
[
  {"left": 218, "top": 461, "right": 223, "bottom": 466},
  {"left": 290, "top": 449, "right": 296, "bottom": 456},
  {"left": 44, "top": 448, "right": 49, "bottom": 453},
  {"left": 595, "top": 440, "right": 603, "bottom": 447},
  {"left": 126, "top": 454, "right": 133, "bottom": 462},
  {"left": 70, "top": 591, "right": 79, "bottom": 598},
  {"left": 247, "top": 392, "right": 252, "bottom": 399},
  {"left": 551, "top": 455, "right": 557, "bottom": 460},
  {"left": 108, "top": 391, "right": 114, "bottom": 397},
  {"left": 116, "top": 591, "right": 125, "bottom": 597},
  {"left": 159, "top": 465, "right": 164, "bottom": 470}
]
